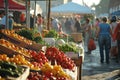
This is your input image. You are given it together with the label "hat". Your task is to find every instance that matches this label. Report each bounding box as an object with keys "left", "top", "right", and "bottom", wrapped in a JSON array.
[
  {"left": 111, "top": 16, "right": 117, "bottom": 22},
  {"left": 9, "top": 13, "right": 13, "bottom": 17}
]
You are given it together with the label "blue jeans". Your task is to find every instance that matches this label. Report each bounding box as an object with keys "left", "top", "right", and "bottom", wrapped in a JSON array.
[{"left": 98, "top": 34, "right": 111, "bottom": 63}]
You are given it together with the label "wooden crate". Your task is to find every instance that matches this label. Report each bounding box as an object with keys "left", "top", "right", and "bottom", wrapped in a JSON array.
[
  {"left": 71, "top": 33, "right": 83, "bottom": 42},
  {"left": 0, "top": 31, "right": 42, "bottom": 52},
  {"left": 25, "top": 43, "right": 43, "bottom": 52},
  {"left": 0, "top": 44, "right": 30, "bottom": 58}
]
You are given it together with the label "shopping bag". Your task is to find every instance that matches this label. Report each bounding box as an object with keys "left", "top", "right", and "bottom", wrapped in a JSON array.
[
  {"left": 110, "top": 46, "right": 118, "bottom": 56},
  {"left": 88, "top": 38, "right": 96, "bottom": 51}
]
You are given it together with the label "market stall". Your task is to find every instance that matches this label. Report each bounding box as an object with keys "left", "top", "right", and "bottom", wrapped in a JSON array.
[{"left": 0, "top": 29, "right": 84, "bottom": 80}]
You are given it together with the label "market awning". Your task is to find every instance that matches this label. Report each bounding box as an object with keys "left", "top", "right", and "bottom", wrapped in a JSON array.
[
  {"left": 0, "top": 0, "right": 26, "bottom": 10},
  {"left": 51, "top": 2, "right": 93, "bottom": 15},
  {"left": 111, "top": 10, "right": 120, "bottom": 16}
]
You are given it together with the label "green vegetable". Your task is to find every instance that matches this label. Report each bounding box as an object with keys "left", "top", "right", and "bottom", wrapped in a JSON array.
[
  {"left": 0, "top": 61, "right": 25, "bottom": 78},
  {"left": 0, "top": 69, "right": 14, "bottom": 77},
  {"left": 0, "top": 61, "right": 17, "bottom": 70},
  {"left": 58, "top": 43, "right": 78, "bottom": 53},
  {"left": 45, "top": 30, "right": 58, "bottom": 38},
  {"left": 16, "top": 29, "right": 34, "bottom": 40}
]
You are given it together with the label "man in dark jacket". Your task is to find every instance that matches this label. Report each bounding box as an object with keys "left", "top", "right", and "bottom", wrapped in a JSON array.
[{"left": 74, "top": 18, "right": 81, "bottom": 32}]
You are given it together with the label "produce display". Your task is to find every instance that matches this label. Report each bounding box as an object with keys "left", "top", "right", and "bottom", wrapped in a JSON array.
[
  {"left": 45, "top": 47, "right": 75, "bottom": 70},
  {"left": 0, "top": 29, "right": 83, "bottom": 80},
  {"left": 0, "top": 61, "right": 25, "bottom": 78},
  {"left": 28, "top": 63, "right": 71, "bottom": 80},
  {"left": 44, "top": 30, "right": 58, "bottom": 38},
  {"left": 0, "top": 54, "right": 39, "bottom": 70},
  {"left": 30, "top": 50, "right": 49, "bottom": 68},
  {"left": 0, "top": 39, "right": 31, "bottom": 58},
  {"left": 0, "top": 60, "right": 29, "bottom": 80},
  {"left": 1, "top": 30, "right": 33, "bottom": 45},
  {"left": 16, "top": 29, "right": 45, "bottom": 45},
  {"left": 58, "top": 42, "right": 83, "bottom": 54},
  {"left": 58, "top": 43, "right": 79, "bottom": 53}
]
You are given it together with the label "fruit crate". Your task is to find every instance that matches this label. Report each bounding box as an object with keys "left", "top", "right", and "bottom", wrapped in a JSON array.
[
  {"left": 0, "top": 30, "right": 42, "bottom": 52},
  {"left": 0, "top": 44, "right": 30, "bottom": 58},
  {"left": 24, "top": 43, "right": 43, "bottom": 52}
]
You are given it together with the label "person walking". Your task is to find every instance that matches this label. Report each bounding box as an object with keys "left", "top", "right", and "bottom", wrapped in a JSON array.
[
  {"left": 97, "top": 17, "right": 112, "bottom": 64},
  {"left": 84, "top": 18, "right": 92, "bottom": 54},
  {"left": 113, "top": 21, "right": 120, "bottom": 62},
  {"left": 110, "top": 16, "right": 118, "bottom": 62},
  {"left": 94, "top": 18, "right": 101, "bottom": 40}
]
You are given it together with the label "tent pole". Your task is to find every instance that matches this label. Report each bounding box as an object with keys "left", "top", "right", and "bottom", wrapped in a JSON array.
[
  {"left": 47, "top": 0, "right": 51, "bottom": 30},
  {"left": 34, "top": 0, "right": 36, "bottom": 27},
  {"left": 5, "top": 0, "right": 9, "bottom": 29},
  {"left": 26, "top": 0, "right": 30, "bottom": 28}
]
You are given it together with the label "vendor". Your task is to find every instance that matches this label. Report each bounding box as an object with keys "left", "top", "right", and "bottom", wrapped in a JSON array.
[
  {"left": 8, "top": 13, "right": 14, "bottom": 30},
  {"left": 0, "top": 11, "right": 6, "bottom": 29}
]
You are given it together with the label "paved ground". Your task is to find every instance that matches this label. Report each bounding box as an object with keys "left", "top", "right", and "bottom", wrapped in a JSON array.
[{"left": 81, "top": 41, "right": 120, "bottom": 80}]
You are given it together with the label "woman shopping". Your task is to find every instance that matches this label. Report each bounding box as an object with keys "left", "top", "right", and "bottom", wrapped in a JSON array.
[{"left": 97, "top": 17, "right": 112, "bottom": 64}]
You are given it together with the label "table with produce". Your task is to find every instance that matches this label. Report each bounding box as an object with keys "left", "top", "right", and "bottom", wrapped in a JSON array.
[{"left": 0, "top": 29, "right": 84, "bottom": 80}]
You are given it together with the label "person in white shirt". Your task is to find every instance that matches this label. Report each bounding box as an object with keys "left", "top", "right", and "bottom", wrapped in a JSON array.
[{"left": 0, "top": 11, "right": 5, "bottom": 29}]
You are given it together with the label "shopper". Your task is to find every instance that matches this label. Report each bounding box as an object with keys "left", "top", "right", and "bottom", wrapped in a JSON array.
[
  {"left": 8, "top": 13, "right": 14, "bottom": 30},
  {"left": 64, "top": 18, "right": 72, "bottom": 34},
  {"left": 94, "top": 18, "right": 101, "bottom": 40},
  {"left": 37, "top": 14, "right": 43, "bottom": 33},
  {"left": 110, "top": 16, "right": 118, "bottom": 62},
  {"left": 97, "top": 17, "right": 112, "bottom": 64},
  {"left": 74, "top": 18, "right": 81, "bottom": 32},
  {"left": 51, "top": 18, "right": 60, "bottom": 32},
  {"left": 0, "top": 11, "right": 6, "bottom": 29},
  {"left": 84, "top": 18, "right": 92, "bottom": 54},
  {"left": 113, "top": 21, "right": 120, "bottom": 62}
]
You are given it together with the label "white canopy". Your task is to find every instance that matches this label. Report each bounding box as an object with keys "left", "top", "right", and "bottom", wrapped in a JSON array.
[{"left": 51, "top": 2, "right": 93, "bottom": 15}]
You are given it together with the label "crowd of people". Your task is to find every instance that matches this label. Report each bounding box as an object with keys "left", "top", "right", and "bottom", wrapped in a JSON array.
[
  {"left": 50, "top": 16, "right": 120, "bottom": 64},
  {"left": 92, "top": 16, "right": 120, "bottom": 64}
]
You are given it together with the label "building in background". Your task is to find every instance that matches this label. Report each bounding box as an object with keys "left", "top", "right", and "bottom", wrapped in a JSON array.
[
  {"left": 30, "top": 0, "right": 72, "bottom": 17},
  {"left": 109, "top": 0, "right": 120, "bottom": 16}
]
